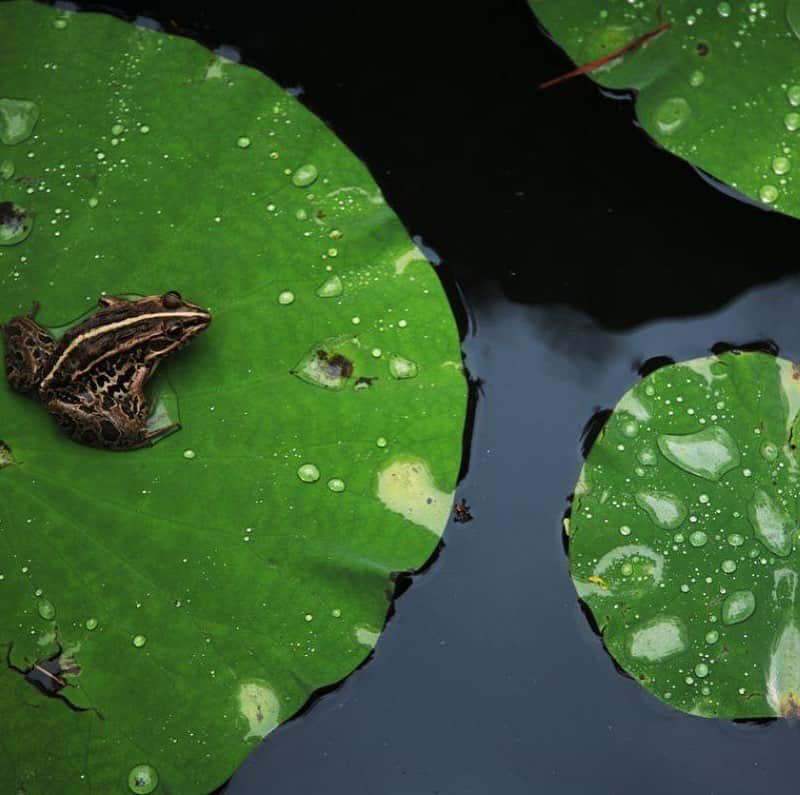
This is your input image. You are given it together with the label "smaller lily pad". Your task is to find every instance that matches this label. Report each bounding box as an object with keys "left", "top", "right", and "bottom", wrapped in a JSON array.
[{"left": 570, "top": 351, "right": 800, "bottom": 718}]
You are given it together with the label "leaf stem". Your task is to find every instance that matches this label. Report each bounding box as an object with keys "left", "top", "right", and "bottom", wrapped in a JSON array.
[{"left": 538, "top": 21, "right": 670, "bottom": 90}]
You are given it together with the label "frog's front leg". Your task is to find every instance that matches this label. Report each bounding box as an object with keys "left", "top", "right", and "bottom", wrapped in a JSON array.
[{"left": 3, "top": 304, "right": 57, "bottom": 394}]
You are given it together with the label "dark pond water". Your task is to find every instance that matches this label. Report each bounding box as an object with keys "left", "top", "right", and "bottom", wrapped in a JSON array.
[{"left": 81, "top": 0, "right": 800, "bottom": 791}]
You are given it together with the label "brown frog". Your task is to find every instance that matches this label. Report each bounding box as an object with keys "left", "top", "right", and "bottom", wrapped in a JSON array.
[{"left": 3, "top": 292, "right": 211, "bottom": 450}]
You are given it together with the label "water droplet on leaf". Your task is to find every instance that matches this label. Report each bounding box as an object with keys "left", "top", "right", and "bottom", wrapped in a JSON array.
[
  {"left": 292, "top": 339, "right": 355, "bottom": 390},
  {"left": 128, "top": 764, "right": 158, "bottom": 794},
  {"left": 37, "top": 599, "right": 55, "bottom": 620},
  {"left": 760, "top": 184, "right": 779, "bottom": 204},
  {"left": 316, "top": 275, "right": 343, "bottom": 298},
  {"left": 277, "top": 290, "right": 295, "bottom": 305},
  {"left": 292, "top": 164, "right": 318, "bottom": 187},
  {"left": 722, "top": 590, "right": 756, "bottom": 625},
  {"left": 654, "top": 97, "right": 691, "bottom": 135},
  {"left": 657, "top": 426, "right": 740, "bottom": 481},
  {"left": 787, "top": 0, "right": 800, "bottom": 38},
  {"left": 0, "top": 98, "right": 39, "bottom": 145},
  {"left": 327, "top": 478, "right": 345, "bottom": 492},
  {"left": 635, "top": 489, "right": 688, "bottom": 530},
  {"left": 761, "top": 441, "right": 779, "bottom": 460},
  {"left": 0, "top": 202, "right": 33, "bottom": 246},
  {"left": 388, "top": 354, "right": 418, "bottom": 380},
  {"left": 297, "top": 463, "right": 320, "bottom": 483},
  {"left": 748, "top": 489, "right": 794, "bottom": 556},
  {"left": 132, "top": 634, "right": 147, "bottom": 648},
  {"left": 689, "top": 530, "right": 708, "bottom": 547},
  {"left": 773, "top": 157, "right": 791, "bottom": 175}
]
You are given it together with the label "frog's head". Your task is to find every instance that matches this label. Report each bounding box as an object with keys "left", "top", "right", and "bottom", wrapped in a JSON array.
[{"left": 141, "top": 291, "right": 211, "bottom": 360}]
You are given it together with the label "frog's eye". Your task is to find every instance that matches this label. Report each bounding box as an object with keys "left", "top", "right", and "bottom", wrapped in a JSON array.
[
  {"left": 166, "top": 323, "right": 183, "bottom": 339},
  {"left": 163, "top": 291, "right": 182, "bottom": 309}
]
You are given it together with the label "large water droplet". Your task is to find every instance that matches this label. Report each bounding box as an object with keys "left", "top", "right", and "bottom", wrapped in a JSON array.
[
  {"left": 760, "top": 184, "right": 779, "bottom": 204},
  {"left": 773, "top": 157, "right": 791, "bottom": 176},
  {"left": 654, "top": 97, "right": 691, "bottom": 135},
  {"left": 635, "top": 489, "right": 688, "bottom": 530},
  {"left": 629, "top": 616, "right": 687, "bottom": 661},
  {"left": 292, "top": 338, "right": 355, "bottom": 390},
  {"left": 705, "top": 629, "right": 719, "bottom": 644},
  {"left": 748, "top": 489, "right": 795, "bottom": 556},
  {"left": 37, "top": 599, "right": 55, "bottom": 620},
  {"left": 0, "top": 201, "right": 33, "bottom": 246},
  {"left": 722, "top": 590, "right": 756, "bottom": 625},
  {"left": 327, "top": 477, "right": 345, "bottom": 492},
  {"left": 132, "top": 634, "right": 147, "bottom": 648},
  {"left": 292, "top": 164, "right": 318, "bottom": 187},
  {"left": 128, "top": 764, "right": 158, "bottom": 794},
  {"left": 316, "top": 275, "right": 343, "bottom": 298},
  {"left": 0, "top": 98, "right": 39, "bottom": 145},
  {"left": 695, "top": 662, "right": 710, "bottom": 678},
  {"left": 689, "top": 69, "right": 705, "bottom": 87},
  {"left": 689, "top": 530, "right": 708, "bottom": 547},
  {"left": 657, "top": 426, "right": 740, "bottom": 481},
  {"left": 717, "top": 1, "right": 731, "bottom": 16},
  {"left": 85, "top": 617, "right": 98, "bottom": 631},
  {"left": 761, "top": 441, "right": 780, "bottom": 460},
  {"left": 388, "top": 354, "right": 418, "bottom": 380},
  {"left": 297, "top": 463, "right": 320, "bottom": 483},
  {"left": 637, "top": 446, "right": 657, "bottom": 466},
  {"left": 621, "top": 419, "right": 640, "bottom": 437}
]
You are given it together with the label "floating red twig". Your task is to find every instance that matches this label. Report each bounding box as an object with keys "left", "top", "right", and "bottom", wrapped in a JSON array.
[{"left": 538, "top": 20, "right": 670, "bottom": 90}]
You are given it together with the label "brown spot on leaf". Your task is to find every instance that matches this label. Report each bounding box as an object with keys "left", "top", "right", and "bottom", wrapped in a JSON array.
[{"left": 782, "top": 693, "right": 800, "bottom": 719}]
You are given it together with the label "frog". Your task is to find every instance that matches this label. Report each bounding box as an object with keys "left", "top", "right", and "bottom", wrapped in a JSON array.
[{"left": 2, "top": 292, "right": 211, "bottom": 450}]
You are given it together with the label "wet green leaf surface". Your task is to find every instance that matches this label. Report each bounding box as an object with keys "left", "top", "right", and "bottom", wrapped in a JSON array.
[
  {"left": 571, "top": 351, "right": 800, "bottom": 718},
  {"left": 530, "top": 0, "right": 800, "bottom": 218},
  {"left": 0, "top": 2, "right": 466, "bottom": 791}
]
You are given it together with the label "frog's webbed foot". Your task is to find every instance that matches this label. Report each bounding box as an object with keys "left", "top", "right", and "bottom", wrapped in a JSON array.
[{"left": 97, "top": 295, "right": 131, "bottom": 309}]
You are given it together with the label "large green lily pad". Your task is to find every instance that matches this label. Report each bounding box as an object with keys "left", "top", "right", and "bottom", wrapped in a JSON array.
[
  {"left": 570, "top": 351, "right": 800, "bottom": 718},
  {"left": 0, "top": 2, "right": 466, "bottom": 792},
  {"left": 530, "top": 0, "right": 800, "bottom": 219}
]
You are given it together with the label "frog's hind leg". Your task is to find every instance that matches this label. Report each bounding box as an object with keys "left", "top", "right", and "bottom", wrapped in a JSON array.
[
  {"left": 45, "top": 386, "right": 153, "bottom": 451},
  {"left": 46, "top": 366, "right": 181, "bottom": 451},
  {"left": 2, "top": 312, "right": 57, "bottom": 395}
]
